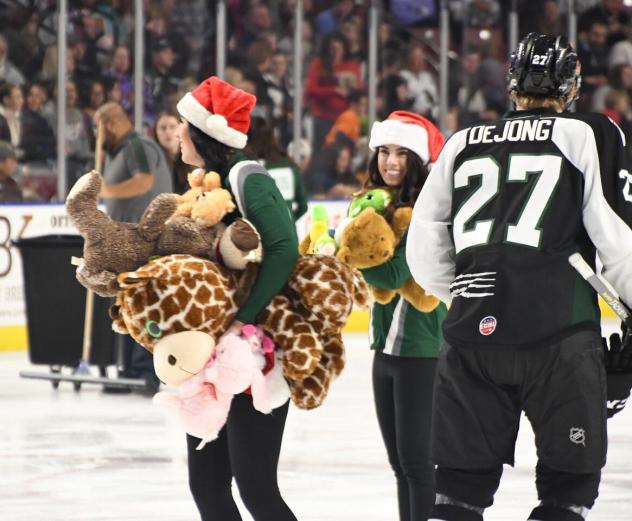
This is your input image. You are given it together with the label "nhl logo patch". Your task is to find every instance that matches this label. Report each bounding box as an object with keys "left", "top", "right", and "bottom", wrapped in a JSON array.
[
  {"left": 479, "top": 316, "right": 497, "bottom": 336},
  {"left": 570, "top": 427, "right": 586, "bottom": 446}
]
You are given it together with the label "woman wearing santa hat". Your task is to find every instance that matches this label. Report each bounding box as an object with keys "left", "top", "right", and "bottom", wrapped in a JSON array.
[
  {"left": 359, "top": 111, "right": 448, "bottom": 521},
  {"left": 176, "top": 76, "right": 298, "bottom": 521}
]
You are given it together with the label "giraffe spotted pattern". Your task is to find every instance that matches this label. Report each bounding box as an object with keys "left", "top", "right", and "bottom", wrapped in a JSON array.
[{"left": 112, "top": 254, "right": 370, "bottom": 409}]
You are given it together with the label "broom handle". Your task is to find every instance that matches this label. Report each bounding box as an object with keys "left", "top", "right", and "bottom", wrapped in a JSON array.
[
  {"left": 94, "top": 118, "right": 105, "bottom": 173},
  {"left": 81, "top": 119, "right": 105, "bottom": 364}
]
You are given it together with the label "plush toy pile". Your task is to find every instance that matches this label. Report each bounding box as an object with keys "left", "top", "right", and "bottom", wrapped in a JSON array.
[
  {"left": 66, "top": 170, "right": 261, "bottom": 297},
  {"left": 110, "top": 253, "right": 369, "bottom": 410},
  {"left": 301, "top": 189, "right": 439, "bottom": 313},
  {"left": 66, "top": 170, "right": 370, "bottom": 415}
]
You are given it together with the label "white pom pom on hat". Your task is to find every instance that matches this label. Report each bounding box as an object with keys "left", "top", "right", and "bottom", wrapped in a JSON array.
[{"left": 206, "top": 114, "right": 228, "bottom": 129}]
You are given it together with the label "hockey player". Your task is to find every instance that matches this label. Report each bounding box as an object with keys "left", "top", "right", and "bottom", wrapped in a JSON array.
[{"left": 407, "top": 33, "right": 632, "bottom": 521}]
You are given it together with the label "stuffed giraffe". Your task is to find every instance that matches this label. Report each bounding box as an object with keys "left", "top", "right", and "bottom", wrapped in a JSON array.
[{"left": 110, "top": 254, "right": 370, "bottom": 409}]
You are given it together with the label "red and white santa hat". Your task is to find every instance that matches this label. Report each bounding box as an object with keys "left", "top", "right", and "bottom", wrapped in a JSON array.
[
  {"left": 369, "top": 111, "right": 445, "bottom": 164},
  {"left": 176, "top": 76, "right": 257, "bottom": 149}
]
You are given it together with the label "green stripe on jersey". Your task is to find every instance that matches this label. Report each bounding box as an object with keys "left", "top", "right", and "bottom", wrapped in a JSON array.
[{"left": 370, "top": 296, "right": 447, "bottom": 357}]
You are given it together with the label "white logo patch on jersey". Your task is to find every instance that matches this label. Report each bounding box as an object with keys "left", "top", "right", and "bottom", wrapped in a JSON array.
[
  {"left": 607, "top": 398, "right": 628, "bottom": 412},
  {"left": 570, "top": 427, "right": 586, "bottom": 446},
  {"left": 619, "top": 169, "right": 632, "bottom": 203},
  {"left": 450, "top": 271, "right": 496, "bottom": 299},
  {"left": 479, "top": 316, "right": 497, "bottom": 336}
]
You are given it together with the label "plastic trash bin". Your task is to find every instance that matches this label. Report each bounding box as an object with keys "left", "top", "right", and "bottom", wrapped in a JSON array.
[{"left": 13, "top": 235, "right": 115, "bottom": 367}]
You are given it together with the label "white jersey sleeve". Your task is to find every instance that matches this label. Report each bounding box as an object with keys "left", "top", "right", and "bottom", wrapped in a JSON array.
[
  {"left": 406, "top": 129, "right": 468, "bottom": 304},
  {"left": 552, "top": 116, "right": 632, "bottom": 307}
]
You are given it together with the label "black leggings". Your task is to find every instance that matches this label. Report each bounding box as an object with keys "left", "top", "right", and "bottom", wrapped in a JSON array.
[
  {"left": 187, "top": 393, "right": 297, "bottom": 521},
  {"left": 373, "top": 352, "right": 437, "bottom": 521}
]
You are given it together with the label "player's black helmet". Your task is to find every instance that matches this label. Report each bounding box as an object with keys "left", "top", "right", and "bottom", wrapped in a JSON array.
[{"left": 508, "top": 33, "right": 580, "bottom": 100}]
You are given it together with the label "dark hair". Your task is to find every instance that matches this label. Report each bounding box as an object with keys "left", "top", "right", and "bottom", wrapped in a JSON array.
[
  {"left": 246, "top": 38, "right": 273, "bottom": 67},
  {"left": 318, "top": 31, "right": 349, "bottom": 80},
  {"left": 188, "top": 123, "right": 233, "bottom": 174},
  {"left": 611, "top": 63, "right": 632, "bottom": 89},
  {"left": 380, "top": 49, "right": 401, "bottom": 70},
  {"left": 347, "top": 88, "right": 366, "bottom": 104},
  {"left": 102, "top": 76, "right": 119, "bottom": 95},
  {"left": 89, "top": 78, "right": 105, "bottom": 94},
  {"left": 0, "top": 81, "right": 17, "bottom": 103},
  {"left": 27, "top": 81, "right": 47, "bottom": 93},
  {"left": 304, "top": 141, "right": 354, "bottom": 194},
  {"left": 366, "top": 147, "right": 429, "bottom": 214},
  {"left": 154, "top": 109, "right": 179, "bottom": 136},
  {"left": 245, "top": 116, "right": 287, "bottom": 162}
]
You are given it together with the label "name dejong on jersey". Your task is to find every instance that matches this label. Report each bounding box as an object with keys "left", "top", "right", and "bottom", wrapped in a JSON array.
[{"left": 467, "top": 118, "right": 553, "bottom": 145}]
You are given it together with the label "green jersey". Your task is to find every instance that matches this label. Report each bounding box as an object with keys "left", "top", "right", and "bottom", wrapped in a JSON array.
[
  {"left": 361, "top": 232, "right": 447, "bottom": 357},
  {"left": 221, "top": 153, "right": 299, "bottom": 324}
]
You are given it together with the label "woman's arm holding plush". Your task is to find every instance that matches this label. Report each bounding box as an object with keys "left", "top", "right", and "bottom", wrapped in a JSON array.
[
  {"left": 234, "top": 174, "right": 299, "bottom": 324},
  {"left": 360, "top": 233, "right": 411, "bottom": 290}
]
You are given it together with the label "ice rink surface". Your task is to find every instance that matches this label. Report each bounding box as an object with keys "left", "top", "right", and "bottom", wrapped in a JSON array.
[{"left": 1, "top": 325, "right": 630, "bottom": 521}]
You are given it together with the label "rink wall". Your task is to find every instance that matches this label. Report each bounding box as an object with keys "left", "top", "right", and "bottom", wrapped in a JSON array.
[{"left": 0, "top": 201, "right": 617, "bottom": 351}]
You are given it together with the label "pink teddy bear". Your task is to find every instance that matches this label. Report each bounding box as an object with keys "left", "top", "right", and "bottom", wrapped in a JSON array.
[
  {"left": 205, "top": 324, "right": 275, "bottom": 414},
  {"left": 153, "top": 367, "right": 232, "bottom": 449},
  {"left": 153, "top": 325, "right": 279, "bottom": 450}
]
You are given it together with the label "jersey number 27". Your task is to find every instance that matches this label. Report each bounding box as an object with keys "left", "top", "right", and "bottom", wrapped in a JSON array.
[{"left": 453, "top": 154, "right": 562, "bottom": 253}]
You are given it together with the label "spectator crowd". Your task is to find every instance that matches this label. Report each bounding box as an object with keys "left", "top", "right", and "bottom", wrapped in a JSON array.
[{"left": 1, "top": 0, "right": 631, "bottom": 203}]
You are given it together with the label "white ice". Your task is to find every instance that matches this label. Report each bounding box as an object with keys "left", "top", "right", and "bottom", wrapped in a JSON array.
[{"left": 1, "top": 324, "right": 630, "bottom": 520}]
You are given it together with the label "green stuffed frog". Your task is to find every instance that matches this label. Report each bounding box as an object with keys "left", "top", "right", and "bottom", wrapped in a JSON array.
[{"left": 348, "top": 188, "right": 394, "bottom": 218}]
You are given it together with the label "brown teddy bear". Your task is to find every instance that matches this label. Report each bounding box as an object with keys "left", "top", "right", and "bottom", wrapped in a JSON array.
[
  {"left": 336, "top": 206, "right": 439, "bottom": 312},
  {"left": 66, "top": 171, "right": 261, "bottom": 297}
]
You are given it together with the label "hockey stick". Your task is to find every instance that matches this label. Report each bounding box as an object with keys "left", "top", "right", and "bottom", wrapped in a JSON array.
[{"left": 568, "top": 253, "right": 632, "bottom": 329}]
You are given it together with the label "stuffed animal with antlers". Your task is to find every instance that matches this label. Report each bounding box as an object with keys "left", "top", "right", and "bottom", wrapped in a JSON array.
[
  {"left": 110, "top": 253, "right": 370, "bottom": 409},
  {"left": 66, "top": 170, "right": 261, "bottom": 296}
]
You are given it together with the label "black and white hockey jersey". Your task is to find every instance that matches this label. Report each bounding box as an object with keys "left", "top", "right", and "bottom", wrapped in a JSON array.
[{"left": 407, "top": 108, "right": 632, "bottom": 349}]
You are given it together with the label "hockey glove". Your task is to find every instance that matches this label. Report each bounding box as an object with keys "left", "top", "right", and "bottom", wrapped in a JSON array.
[
  {"left": 602, "top": 325, "right": 632, "bottom": 372},
  {"left": 603, "top": 324, "right": 632, "bottom": 418}
]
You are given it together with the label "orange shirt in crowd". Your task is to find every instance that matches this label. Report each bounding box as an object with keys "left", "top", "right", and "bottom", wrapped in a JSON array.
[{"left": 324, "top": 108, "right": 360, "bottom": 145}]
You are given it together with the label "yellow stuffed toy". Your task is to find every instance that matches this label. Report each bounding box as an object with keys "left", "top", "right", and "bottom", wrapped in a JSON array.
[
  {"left": 336, "top": 206, "right": 439, "bottom": 312},
  {"left": 173, "top": 168, "right": 236, "bottom": 226},
  {"left": 298, "top": 205, "right": 337, "bottom": 256}
]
